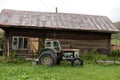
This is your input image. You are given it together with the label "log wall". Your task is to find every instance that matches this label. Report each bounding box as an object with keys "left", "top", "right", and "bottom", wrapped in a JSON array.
[{"left": 3, "top": 27, "right": 111, "bottom": 56}]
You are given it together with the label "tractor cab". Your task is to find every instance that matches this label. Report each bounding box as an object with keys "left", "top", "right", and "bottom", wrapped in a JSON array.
[{"left": 45, "top": 40, "right": 61, "bottom": 53}]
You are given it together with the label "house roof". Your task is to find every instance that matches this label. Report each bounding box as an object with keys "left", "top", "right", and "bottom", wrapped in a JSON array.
[{"left": 0, "top": 9, "right": 119, "bottom": 33}]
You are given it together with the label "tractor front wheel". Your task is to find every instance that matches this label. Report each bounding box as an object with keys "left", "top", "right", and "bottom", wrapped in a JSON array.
[{"left": 71, "top": 58, "right": 83, "bottom": 66}]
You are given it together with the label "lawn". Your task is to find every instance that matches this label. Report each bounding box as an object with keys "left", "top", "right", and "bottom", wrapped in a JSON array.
[
  {"left": 111, "top": 39, "right": 120, "bottom": 45},
  {"left": 0, "top": 61, "right": 120, "bottom": 80}
]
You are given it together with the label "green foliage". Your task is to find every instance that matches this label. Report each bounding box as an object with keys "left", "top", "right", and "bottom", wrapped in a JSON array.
[
  {"left": 112, "top": 22, "right": 120, "bottom": 45},
  {"left": 96, "top": 55, "right": 113, "bottom": 60},
  {"left": 0, "top": 50, "right": 27, "bottom": 63},
  {"left": 109, "top": 50, "right": 120, "bottom": 57},
  {"left": 83, "top": 51, "right": 99, "bottom": 61},
  {"left": 114, "top": 22, "right": 120, "bottom": 30},
  {"left": 8, "top": 50, "right": 17, "bottom": 62},
  {"left": 0, "top": 56, "right": 28, "bottom": 64},
  {"left": 112, "top": 34, "right": 120, "bottom": 40},
  {"left": 15, "top": 57, "right": 28, "bottom": 64},
  {"left": 0, "top": 56, "right": 8, "bottom": 63},
  {"left": 83, "top": 51, "right": 120, "bottom": 63},
  {"left": 0, "top": 31, "right": 4, "bottom": 49},
  {"left": 83, "top": 53, "right": 96, "bottom": 61},
  {"left": 111, "top": 39, "right": 120, "bottom": 45},
  {"left": 10, "top": 50, "right": 16, "bottom": 59}
]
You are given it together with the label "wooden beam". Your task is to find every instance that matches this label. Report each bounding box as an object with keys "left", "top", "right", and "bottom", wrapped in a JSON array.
[{"left": 7, "top": 37, "right": 10, "bottom": 57}]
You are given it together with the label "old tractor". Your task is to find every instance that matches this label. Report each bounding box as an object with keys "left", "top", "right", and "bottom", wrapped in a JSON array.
[{"left": 38, "top": 40, "right": 83, "bottom": 66}]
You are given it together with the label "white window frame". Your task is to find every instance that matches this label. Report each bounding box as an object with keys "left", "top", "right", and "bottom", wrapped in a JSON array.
[{"left": 12, "top": 36, "right": 28, "bottom": 50}]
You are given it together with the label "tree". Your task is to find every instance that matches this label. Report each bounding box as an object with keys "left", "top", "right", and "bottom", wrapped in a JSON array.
[{"left": 0, "top": 30, "right": 4, "bottom": 49}]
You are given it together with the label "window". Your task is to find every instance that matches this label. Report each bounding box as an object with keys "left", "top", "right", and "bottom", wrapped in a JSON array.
[
  {"left": 12, "top": 36, "right": 28, "bottom": 50},
  {"left": 45, "top": 42, "right": 51, "bottom": 47},
  {"left": 53, "top": 41, "right": 59, "bottom": 47}
]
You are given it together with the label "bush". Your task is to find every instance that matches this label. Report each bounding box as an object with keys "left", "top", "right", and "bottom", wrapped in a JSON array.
[
  {"left": 83, "top": 52, "right": 115, "bottom": 63},
  {"left": 109, "top": 50, "right": 120, "bottom": 57},
  {"left": 8, "top": 50, "right": 17, "bottom": 62},
  {"left": 15, "top": 57, "right": 27, "bottom": 64},
  {"left": 0, "top": 56, "right": 28, "bottom": 64},
  {"left": 83, "top": 52, "right": 99, "bottom": 63},
  {"left": 96, "top": 55, "right": 113, "bottom": 61},
  {"left": 0, "top": 56, "right": 8, "bottom": 63},
  {"left": 83, "top": 53, "right": 96, "bottom": 61}
]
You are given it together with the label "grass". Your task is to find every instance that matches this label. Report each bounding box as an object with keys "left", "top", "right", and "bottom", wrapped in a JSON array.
[
  {"left": 0, "top": 61, "right": 120, "bottom": 80},
  {"left": 112, "top": 22, "right": 120, "bottom": 45},
  {"left": 114, "top": 22, "right": 120, "bottom": 30},
  {"left": 111, "top": 39, "right": 120, "bottom": 45}
]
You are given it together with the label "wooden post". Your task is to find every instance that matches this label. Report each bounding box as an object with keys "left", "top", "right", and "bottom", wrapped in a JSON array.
[
  {"left": 108, "top": 34, "right": 111, "bottom": 54},
  {"left": 6, "top": 36, "right": 10, "bottom": 57}
]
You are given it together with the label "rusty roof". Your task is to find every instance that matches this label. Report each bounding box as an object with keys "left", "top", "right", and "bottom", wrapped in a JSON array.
[{"left": 0, "top": 9, "right": 119, "bottom": 33}]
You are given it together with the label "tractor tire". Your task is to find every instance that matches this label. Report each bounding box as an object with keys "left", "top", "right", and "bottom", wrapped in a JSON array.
[
  {"left": 56, "top": 58, "right": 61, "bottom": 65},
  {"left": 71, "top": 58, "right": 83, "bottom": 66},
  {"left": 39, "top": 49, "right": 56, "bottom": 66}
]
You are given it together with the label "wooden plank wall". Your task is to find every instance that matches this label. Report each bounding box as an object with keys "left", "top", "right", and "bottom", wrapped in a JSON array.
[
  {"left": 45, "top": 30, "right": 111, "bottom": 54},
  {"left": 3, "top": 28, "right": 111, "bottom": 55},
  {"left": 59, "top": 39, "right": 109, "bottom": 54},
  {"left": 8, "top": 36, "right": 38, "bottom": 57}
]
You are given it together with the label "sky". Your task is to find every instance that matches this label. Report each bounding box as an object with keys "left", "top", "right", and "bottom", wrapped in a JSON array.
[{"left": 0, "top": 0, "right": 120, "bottom": 22}]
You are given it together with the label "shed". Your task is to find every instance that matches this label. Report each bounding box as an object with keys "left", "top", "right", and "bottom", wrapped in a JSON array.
[{"left": 0, "top": 9, "right": 119, "bottom": 57}]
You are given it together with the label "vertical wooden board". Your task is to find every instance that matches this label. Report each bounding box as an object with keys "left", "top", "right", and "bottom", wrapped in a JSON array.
[{"left": 29, "top": 38, "right": 39, "bottom": 53}]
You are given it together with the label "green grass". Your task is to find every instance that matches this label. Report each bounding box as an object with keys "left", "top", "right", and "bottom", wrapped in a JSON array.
[
  {"left": 111, "top": 39, "right": 120, "bottom": 45},
  {"left": 114, "top": 22, "right": 120, "bottom": 30},
  {"left": 0, "top": 61, "right": 120, "bottom": 80},
  {"left": 112, "top": 22, "right": 120, "bottom": 45}
]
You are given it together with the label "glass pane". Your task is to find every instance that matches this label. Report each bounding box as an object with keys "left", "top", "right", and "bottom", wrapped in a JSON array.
[
  {"left": 46, "top": 42, "right": 51, "bottom": 47},
  {"left": 13, "top": 38, "right": 18, "bottom": 49},
  {"left": 18, "top": 38, "right": 23, "bottom": 48},
  {"left": 53, "top": 41, "right": 59, "bottom": 47},
  {"left": 63, "top": 52, "right": 73, "bottom": 58},
  {"left": 24, "top": 38, "right": 28, "bottom": 49}
]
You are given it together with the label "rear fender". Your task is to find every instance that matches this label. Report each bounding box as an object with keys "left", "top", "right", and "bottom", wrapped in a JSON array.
[{"left": 39, "top": 49, "right": 57, "bottom": 58}]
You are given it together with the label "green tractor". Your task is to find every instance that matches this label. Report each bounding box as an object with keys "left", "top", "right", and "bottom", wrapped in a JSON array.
[{"left": 38, "top": 40, "right": 83, "bottom": 66}]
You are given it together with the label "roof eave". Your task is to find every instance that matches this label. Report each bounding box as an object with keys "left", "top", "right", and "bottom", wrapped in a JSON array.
[{"left": 0, "top": 24, "right": 119, "bottom": 34}]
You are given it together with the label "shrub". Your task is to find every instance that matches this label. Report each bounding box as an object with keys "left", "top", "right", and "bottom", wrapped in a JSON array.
[
  {"left": 7, "top": 50, "right": 17, "bottom": 62},
  {"left": 0, "top": 50, "right": 28, "bottom": 63},
  {"left": 16, "top": 57, "right": 27, "bottom": 64},
  {"left": 0, "top": 56, "right": 8, "bottom": 63},
  {"left": 83, "top": 52, "right": 99, "bottom": 63},
  {"left": 96, "top": 55, "right": 113, "bottom": 61},
  {"left": 83, "top": 53, "right": 96, "bottom": 61},
  {"left": 10, "top": 50, "right": 16, "bottom": 58},
  {"left": 109, "top": 50, "right": 120, "bottom": 57},
  {"left": 83, "top": 51, "right": 114, "bottom": 63}
]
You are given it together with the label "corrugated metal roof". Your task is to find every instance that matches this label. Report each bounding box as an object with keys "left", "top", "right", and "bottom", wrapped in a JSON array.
[{"left": 0, "top": 9, "right": 119, "bottom": 33}]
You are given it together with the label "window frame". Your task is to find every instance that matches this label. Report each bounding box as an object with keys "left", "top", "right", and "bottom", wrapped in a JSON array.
[{"left": 12, "top": 36, "right": 28, "bottom": 50}]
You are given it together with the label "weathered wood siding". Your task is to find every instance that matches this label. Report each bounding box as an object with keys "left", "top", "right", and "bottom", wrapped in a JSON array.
[
  {"left": 3, "top": 28, "right": 111, "bottom": 56},
  {"left": 6, "top": 36, "right": 38, "bottom": 57},
  {"left": 59, "top": 39, "right": 110, "bottom": 54},
  {"left": 45, "top": 29, "right": 111, "bottom": 54}
]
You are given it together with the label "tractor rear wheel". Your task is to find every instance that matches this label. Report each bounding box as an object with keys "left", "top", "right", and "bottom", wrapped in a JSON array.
[
  {"left": 71, "top": 58, "right": 83, "bottom": 66},
  {"left": 39, "top": 50, "right": 56, "bottom": 66},
  {"left": 39, "top": 54, "right": 56, "bottom": 66}
]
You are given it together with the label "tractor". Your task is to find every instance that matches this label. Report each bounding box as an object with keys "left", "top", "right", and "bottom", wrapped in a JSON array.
[{"left": 38, "top": 39, "right": 83, "bottom": 66}]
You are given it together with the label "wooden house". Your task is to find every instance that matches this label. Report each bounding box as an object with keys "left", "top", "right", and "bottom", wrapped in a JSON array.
[{"left": 0, "top": 9, "right": 119, "bottom": 57}]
